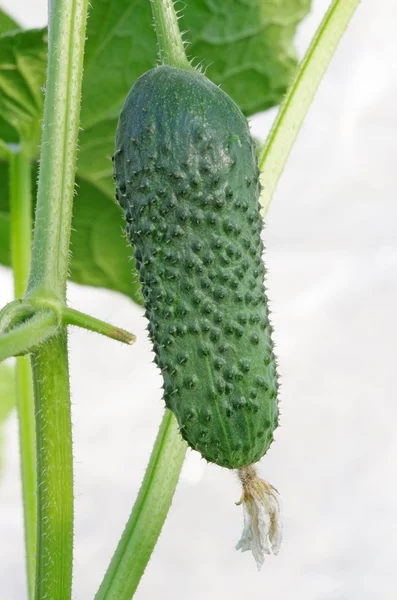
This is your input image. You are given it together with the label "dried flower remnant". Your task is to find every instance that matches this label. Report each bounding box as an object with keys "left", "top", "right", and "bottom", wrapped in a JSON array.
[{"left": 236, "top": 465, "right": 282, "bottom": 570}]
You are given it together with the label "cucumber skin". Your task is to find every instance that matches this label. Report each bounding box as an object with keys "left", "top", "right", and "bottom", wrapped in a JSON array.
[{"left": 114, "top": 66, "right": 278, "bottom": 469}]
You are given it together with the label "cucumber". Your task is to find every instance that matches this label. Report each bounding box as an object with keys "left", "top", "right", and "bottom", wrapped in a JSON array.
[{"left": 114, "top": 65, "right": 279, "bottom": 469}]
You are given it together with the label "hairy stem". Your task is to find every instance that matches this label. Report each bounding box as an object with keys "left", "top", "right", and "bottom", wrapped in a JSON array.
[
  {"left": 149, "top": 0, "right": 192, "bottom": 69},
  {"left": 10, "top": 149, "right": 36, "bottom": 598},
  {"left": 27, "top": 0, "right": 89, "bottom": 301},
  {"left": 258, "top": 0, "right": 360, "bottom": 213},
  {"left": 95, "top": 410, "right": 187, "bottom": 600},
  {"left": 31, "top": 333, "right": 73, "bottom": 599},
  {"left": 25, "top": 0, "right": 90, "bottom": 598}
]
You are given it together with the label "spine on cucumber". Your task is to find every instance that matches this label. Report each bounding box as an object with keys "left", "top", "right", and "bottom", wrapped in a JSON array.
[{"left": 114, "top": 65, "right": 279, "bottom": 469}]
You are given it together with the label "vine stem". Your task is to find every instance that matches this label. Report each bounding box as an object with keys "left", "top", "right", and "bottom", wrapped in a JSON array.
[
  {"left": 10, "top": 149, "right": 36, "bottom": 598},
  {"left": 25, "top": 0, "right": 90, "bottom": 597},
  {"left": 258, "top": 0, "right": 360, "bottom": 214},
  {"left": 95, "top": 410, "right": 187, "bottom": 600},
  {"left": 149, "top": 0, "right": 193, "bottom": 69}
]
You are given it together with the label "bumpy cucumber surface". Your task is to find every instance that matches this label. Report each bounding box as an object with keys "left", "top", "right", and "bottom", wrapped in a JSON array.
[{"left": 114, "top": 65, "right": 278, "bottom": 469}]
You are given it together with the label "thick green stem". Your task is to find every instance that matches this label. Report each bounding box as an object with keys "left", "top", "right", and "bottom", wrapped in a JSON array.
[
  {"left": 24, "top": 0, "right": 90, "bottom": 598},
  {"left": 27, "top": 0, "right": 89, "bottom": 300},
  {"left": 149, "top": 0, "right": 192, "bottom": 69},
  {"left": 258, "top": 0, "right": 360, "bottom": 213},
  {"left": 10, "top": 149, "right": 36, "bottom": 598},
  {"left": 95, "top": 410, "right": 187, "bottom": 600},
  {"left": 31, "top": 333, "right": 73, "bottom": 600}
]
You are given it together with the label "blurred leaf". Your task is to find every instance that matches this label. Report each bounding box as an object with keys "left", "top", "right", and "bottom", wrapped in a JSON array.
[
  {"left": 0, "top": 160, "right": 142, "bottom": 301},
  {"left": 0, "top": 8, "right": 30, "bottom": 147},
  {"left": 0, "top": 8, "right": 20, "bottom": 35},
  {"left": 0, "top": 27, "right": 47, "bottom": 153},
  {"left": 0, "top": 0, "right": 310, "bottom": 302},
  {"left": 68, "top": 176, "right": 142, "bottom": 300},
  {"left": 0, "top": 160, "right": 11, "bottom": 266},
  {"left": 0, "top": 363, "right": 16, "bottom": 475}
]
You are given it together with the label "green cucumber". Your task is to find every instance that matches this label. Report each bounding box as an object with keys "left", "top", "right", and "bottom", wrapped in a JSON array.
[{"left": 114, "top": 65, "right": 279, "bottom": 469}]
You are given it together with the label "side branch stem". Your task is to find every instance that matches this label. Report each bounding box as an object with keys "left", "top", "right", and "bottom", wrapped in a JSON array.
[
  {"left": 258, "top": 0, "right": 360, "bottom": 213},
  {"left": 10, "top": 148, "right": 36, "bottom": 597}
]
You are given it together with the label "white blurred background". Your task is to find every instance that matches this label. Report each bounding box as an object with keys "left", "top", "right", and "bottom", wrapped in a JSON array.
[{"left": 1, "top": 0, "right": 397, "bottom": 598}]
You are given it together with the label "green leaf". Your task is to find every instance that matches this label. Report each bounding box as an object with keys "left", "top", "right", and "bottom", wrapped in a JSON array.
[
  {"left": 0, "top": 0, "right": 310, "bottom": 302},
  {"left": 0, "top": 160, "right": 11, "bottom": 266},
  {"left": 185, "top": 0, "right": 311, "bottom": 115},
  {"left": 69, "top": 176, "right": 142, "bottom": 300},
  {"left": 0, "top": 8, "right": 26, "bottom": 146},
  {"left": 78, "top": 0, "right": 311, "bottom": 192},
  {"left": 0, "top": 160, "right": 142, "bottom": 301},
  {"left": 0, "top": 27, "right": 47, "bottom": 153},
  {"left": 0, "top": 363, "right": 16, "bottom": 475},
  {"left": 0, "top": 8, "right": 20, "bottom": 36}
]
